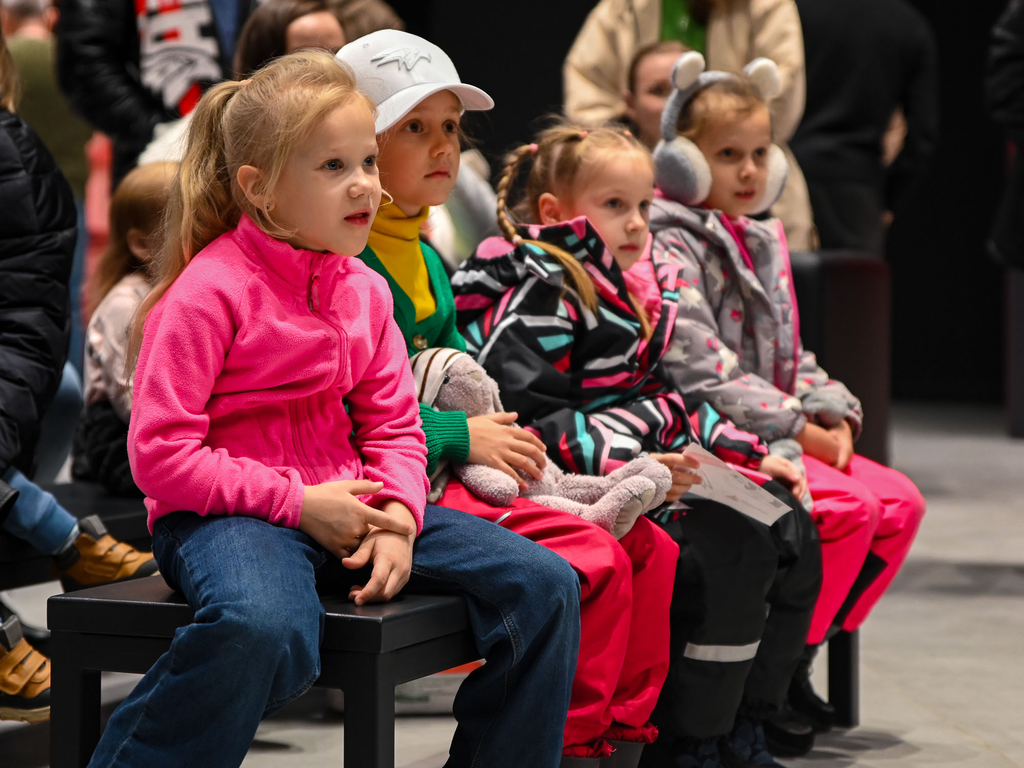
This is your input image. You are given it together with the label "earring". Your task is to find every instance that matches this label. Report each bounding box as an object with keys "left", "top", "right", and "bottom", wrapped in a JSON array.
[
  {"left": 265, "top": 203, "right": 270, "bottom": 211},
  {"left": 380, "top": 189, "right": 394, "bottom": 208}
]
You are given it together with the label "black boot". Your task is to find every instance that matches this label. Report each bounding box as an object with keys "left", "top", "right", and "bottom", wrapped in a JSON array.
[
  {"left": 788, "top": 645, "right": 835, "bottom": 733},
  {"left": 762, "top": 704, "right": 814, "bottom": 757}
]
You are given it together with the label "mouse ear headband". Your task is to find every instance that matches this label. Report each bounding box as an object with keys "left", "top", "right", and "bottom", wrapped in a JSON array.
[{"left": 652, "top": 52, "right": 788, "bottom": 214}]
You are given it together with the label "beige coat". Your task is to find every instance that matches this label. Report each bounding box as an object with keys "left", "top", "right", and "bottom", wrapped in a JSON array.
[{"left": 564, "top": 0, "right": 816, "bottom": 250}]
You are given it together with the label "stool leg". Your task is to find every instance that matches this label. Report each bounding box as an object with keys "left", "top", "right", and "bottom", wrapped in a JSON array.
[
  {"left": 342, "top": 654, "right": 395, "bottom": 768},
  {"left": 49, "top": 631, "right": 102, "bottom": 768},
  {"left": 828, "top": 629, "right": 860, "bottom": 728}
]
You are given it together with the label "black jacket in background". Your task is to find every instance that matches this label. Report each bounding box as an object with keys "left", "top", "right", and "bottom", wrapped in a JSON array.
[
  {"left": 988, "top": 0, "right": 1024, "bottom": 269},
  {"left": 54, "top": 0, "right": 256, "bottom": 185},
  {"left": 0, "top": 109, "right": 77, "bottom": 478},
  {"left": 790, "top": 0, "right": 938, "bottom": 212}
]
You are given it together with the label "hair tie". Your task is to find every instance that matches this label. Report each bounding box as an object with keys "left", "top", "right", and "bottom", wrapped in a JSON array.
[
  {"left": 623, "top": 129, "right": 633, "bottom": 137},
  {"left": 529, "top": 143, "right": 539, "bottom": 156},
  {"left": 578, "top": 130, "right": 588, "bottom": 140},
  {"left": 512, "top": 234, "right": 524, "bottom": 245}
]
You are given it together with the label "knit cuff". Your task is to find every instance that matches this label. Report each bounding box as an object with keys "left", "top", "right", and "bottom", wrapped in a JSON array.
[{"left": 419, "top": 406, "right": 471, "bottom": 475}]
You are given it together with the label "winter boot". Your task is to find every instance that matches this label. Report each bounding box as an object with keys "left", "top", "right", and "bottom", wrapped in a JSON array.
[
  {"left": 0, "top": 615, "right": 50, "bottom": 723},
  {"left": 600, "top": 722, "right": 659, "bottom": 767},
  {"left": 723, "top": 717, "right": 788, "bottom": 767},
  {"left": 0, "top": 597, "right": 49, "bottom": 657},
  {"left": 762, "top": 704, "right": 815, "bottom": 756},
  {"left": 54, "top": 515, "right": 159, "bottom": 591},
  {"left": 563, "top": 740, "right": 615, "bottom": 767},
  {"left": 640, "top": 737, "right": 725, "bottom": 768},
  {"left": 788, "top": 645, "right": 835, "bottom": 732}
]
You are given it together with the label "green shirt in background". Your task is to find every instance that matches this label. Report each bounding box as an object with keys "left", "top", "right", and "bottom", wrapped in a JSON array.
[
  {"left": 661, "top": 0, "right": 707, "bottom": 53},
  {"left": 8, "top": 36, "right": 92, "bottom": 198}
]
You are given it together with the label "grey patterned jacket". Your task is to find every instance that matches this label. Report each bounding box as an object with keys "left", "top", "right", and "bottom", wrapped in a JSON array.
[{"left": 649, "top": 197, "right": 863, "bottom": 446}]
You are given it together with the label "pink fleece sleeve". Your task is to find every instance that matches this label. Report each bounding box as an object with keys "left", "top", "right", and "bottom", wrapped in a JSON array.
[
  {"left": 346, "top": 302, "right": 429, "bottom": 534},
  {"left": 128, "top": 284, "right": 304, "bottom": 528}
]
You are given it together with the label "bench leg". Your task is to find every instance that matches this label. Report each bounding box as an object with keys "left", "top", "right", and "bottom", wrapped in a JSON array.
[
  {"left": 49, "top": 631, "right": 102, "bottom": 768},
  {"left": 342, "top": 654, "right": 396, "bottom": 768},
  {"left": 828, "top": 629, "right": 859, "bottom": 728}
]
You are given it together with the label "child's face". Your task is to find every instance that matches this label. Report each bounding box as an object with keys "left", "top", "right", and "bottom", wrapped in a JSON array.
[
  {"left": 555, "top": 153, "right": 654, "bottom": 272},
  {"left": 270, "top": 99, "right": 381, "bottom": 255},
  {"left": 376, "top": 90, "right": 462, "bottom": 216},
  {"left": 693, "top": 105, "right": 772, "bottom": 218},
  {"left": 624, "top": 50, "right": 679, "bottom": 150}
]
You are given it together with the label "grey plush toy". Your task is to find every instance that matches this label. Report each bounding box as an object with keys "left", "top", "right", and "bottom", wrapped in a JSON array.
[{"left": 411, "top": 349, "right": 673, "bottom": 539}]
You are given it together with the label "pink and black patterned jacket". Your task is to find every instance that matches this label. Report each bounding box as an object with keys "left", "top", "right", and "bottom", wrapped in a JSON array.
[
  {"left": 650, "top": 197, "right": 863, "bottom": 445},
  {"left": 450, "top": 217, "right": 767, "bottom": 477}
]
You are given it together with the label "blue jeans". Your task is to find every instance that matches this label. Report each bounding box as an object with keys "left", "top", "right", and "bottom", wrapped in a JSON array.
[
  {"left": 88, "top": 505, "right": 581, "bottom": 768},
  {"left": 68, "top": 199, "right": 88, "bottom": 374},
  {"left": 1, "top": 466, "right": 78, "bottom": 554},
  {"left": 35, "top": 362, "right": 84, "bottom": 484}
]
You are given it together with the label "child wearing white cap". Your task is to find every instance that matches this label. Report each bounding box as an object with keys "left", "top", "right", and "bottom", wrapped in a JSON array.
[{"left": 339, "top": 30, "right": 678, "bottom": 768}]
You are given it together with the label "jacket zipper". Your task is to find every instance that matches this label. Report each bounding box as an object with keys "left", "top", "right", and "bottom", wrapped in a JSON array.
[{"left": 294, "top": 257, "right": 324, "bottom": 478}]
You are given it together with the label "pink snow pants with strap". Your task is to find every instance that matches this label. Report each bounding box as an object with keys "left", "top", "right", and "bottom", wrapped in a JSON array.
[
  {"left": 440, "top": 479, "right": 679, "bottom": 751},
  {"left": 803, "top": 454, "right": 926, "bottom": 644}
]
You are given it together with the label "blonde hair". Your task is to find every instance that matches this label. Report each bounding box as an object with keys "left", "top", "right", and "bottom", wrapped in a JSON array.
[
  {"left": 85, "top": 162, "right": 177, "bottom": 320},
  {"left": 496, "top": 123, "right": 654, "bottom": 339},
  {"left": 676, "top": 78, "right": 770, "bottom": 143},
  {"left": 125, "top": 49, "right": 373, "bottom": 374}
]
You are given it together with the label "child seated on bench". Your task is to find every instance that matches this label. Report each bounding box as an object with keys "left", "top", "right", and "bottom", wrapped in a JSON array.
[
  {"left": 647, "top": 52, "right": 925, "bottom": 732},
  {"left": 451, "top": 122, "right": 822, "bottom": 768},
  {"left": 87, "top": 51, "right": 580, "bottom": 768},
  {"left": 73, "top": 161, "right": 177, "bottom": 497}
]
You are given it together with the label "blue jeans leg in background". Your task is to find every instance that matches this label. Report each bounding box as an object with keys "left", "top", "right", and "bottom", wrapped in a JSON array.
[
  {"left": 1, "top": 467, "right": 78, "bottom": 555},
  {"left": 35, "top": 362, "right": 84, "bottom": 484},
  {"left": 87, "top": 505, "right": 580, "bottom": 768}
]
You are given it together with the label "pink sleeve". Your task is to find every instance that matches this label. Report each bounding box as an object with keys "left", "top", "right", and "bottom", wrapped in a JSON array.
[
  {"left": 128, "top": 284, "right": 305, "bottom": 528},
  {"left": 346, "top": 302, "right": 429, "bottom": 534}
]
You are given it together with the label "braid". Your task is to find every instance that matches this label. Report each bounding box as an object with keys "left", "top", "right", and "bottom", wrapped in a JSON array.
[{"left": 495, "top": 144, "right": 534, "bottom": 245}]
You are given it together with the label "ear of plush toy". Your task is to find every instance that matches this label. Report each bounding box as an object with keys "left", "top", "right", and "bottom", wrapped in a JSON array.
[{"left": 433, "top": 355, "right": 505, "bottom": 417}]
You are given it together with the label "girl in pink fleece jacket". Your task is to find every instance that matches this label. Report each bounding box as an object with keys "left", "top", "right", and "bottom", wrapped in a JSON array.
[{"left": 86, "top": 51, "right": 580, "bottom": 768}]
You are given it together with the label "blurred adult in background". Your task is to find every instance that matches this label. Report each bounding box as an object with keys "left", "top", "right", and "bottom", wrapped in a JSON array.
[
  {"left": 988, "top": 0, "right": 1024, "bottom": 271},
  {"left": 789, "top": 0, "right": 938, "bottom": 256},
  {"left": 563, "top": 0, "right": 817, "bottom": 251},
  {"left": 55, "top": 0, "right": 260, "bottom": 185},
  {"left": 623, "top": 39, "right": 687, "bottom": 149},
  {"left": 2, "top": 0, "right": 92, "bottom": 373}
]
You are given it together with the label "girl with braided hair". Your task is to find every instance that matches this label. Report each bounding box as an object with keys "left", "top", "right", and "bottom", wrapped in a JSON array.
[{"left": 452, "top": 123, "right": 823, "bottom": 768}]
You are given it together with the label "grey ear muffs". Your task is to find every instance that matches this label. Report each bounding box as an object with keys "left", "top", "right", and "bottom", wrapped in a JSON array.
[{"left": 652, "top": 53, "right": 789, "bottom": 215}]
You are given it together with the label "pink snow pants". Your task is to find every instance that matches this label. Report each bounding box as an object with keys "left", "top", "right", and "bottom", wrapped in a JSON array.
[
  {"left": 803, "top": 453, "right": 926, "bottom": 644},
  {"left": 440, "top": 479, "right": 679, "bottom": 750}
]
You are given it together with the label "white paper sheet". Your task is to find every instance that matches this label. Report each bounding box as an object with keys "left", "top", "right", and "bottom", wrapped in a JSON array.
[{"left": 681, "top": 444, "right": 791, "bottom": 526}]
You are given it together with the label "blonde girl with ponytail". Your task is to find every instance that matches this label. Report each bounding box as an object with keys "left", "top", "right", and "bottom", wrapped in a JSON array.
[{"left": 91, "top": 49, "right": 580, "bottom": 768}]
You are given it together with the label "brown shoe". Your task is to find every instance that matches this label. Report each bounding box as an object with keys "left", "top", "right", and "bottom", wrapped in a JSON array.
[
  {"left": 54, "top": 515, "right": 159, "bottom": 591},
  {"left": 0, "top": 616, "right": 50, "bottom": 723}
]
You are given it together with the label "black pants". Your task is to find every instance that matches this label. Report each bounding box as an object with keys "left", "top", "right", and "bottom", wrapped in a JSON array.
[{"left": 651, "top": 481, "right": 822, "bottom": 740}]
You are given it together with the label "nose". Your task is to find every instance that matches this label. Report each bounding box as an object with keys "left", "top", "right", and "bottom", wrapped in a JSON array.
[
  {"left": 351, "top": 166, "right": 377, "bottom": 198},
  {"left": 430, "top": 131, "right": 454, "bottom": 158},
  {"left": 626, "top": 208, "right": 645, "bottom": 234},
  {"left": 739, "top": 156, "right": 757, "bottom": 181}
]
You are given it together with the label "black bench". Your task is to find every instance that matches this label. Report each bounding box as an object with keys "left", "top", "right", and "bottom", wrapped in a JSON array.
[
  {"left": 47, "top": 575, "right": 478, "bottom": 768},
  {"left": 0, "top": 483, "right": 150, "bottom": 592}
]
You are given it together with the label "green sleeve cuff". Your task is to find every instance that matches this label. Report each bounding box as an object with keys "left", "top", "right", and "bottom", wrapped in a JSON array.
[{"left": 419, "top": 404, "right": 471, "bottom": 475}]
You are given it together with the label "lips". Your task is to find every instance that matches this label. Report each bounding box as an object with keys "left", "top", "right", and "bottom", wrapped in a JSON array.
[
  {"left": 735, "top": 190, "right": 755, "bottom": 200},
  {"left": 345, "top": 209, "right": 372, "bottom": 225},
  {"left": 620, "top": 244, "right": 640, "bottom": 252},
  {"left": 426, "top": 169, "right": 452, "bottom": 179}
]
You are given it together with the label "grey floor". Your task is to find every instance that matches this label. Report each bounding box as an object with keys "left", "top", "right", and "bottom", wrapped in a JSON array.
[{"left": 2, "top": 404, "right": 1022, "bottom": 767}]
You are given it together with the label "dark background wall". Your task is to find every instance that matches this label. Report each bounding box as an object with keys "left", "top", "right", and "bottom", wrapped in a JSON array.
[{"left": 390, "top": 0, "right": 1013, "bottom": 405}]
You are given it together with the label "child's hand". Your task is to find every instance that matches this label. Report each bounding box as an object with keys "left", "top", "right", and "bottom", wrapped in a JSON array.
[
  {"left": 830, "top": 420, "right": 855, "bottom": 471},
  {"left": 299, "top": 480, "right": 415, "bottom": 560},
  {"left": 648, "top": 453, "right": 702, "bottom": 502},
  {"left": 759, "top": 455, "right": 808, "bottom": 501},
  {"left": 467, "top": 412, "right": 548, "bottom": 489},
  {"left": 796, "top": 423, "right": 841, "bottom": 466},
  {"left": 342, "top": 501, "right": 416, "bottom": 605}
]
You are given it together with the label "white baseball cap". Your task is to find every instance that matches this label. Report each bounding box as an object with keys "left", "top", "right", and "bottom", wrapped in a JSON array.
[{"left": 336, "top": 30, "right": 494, "bottom": 134}]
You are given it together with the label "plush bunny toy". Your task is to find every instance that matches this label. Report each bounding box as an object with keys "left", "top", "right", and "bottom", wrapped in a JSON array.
[{"left": 411, "top": 349, "right": 673, "bottom": 539}]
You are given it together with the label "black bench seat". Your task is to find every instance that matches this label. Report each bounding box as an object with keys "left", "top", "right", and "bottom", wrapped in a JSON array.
[{"left": 47, "top": 575, "right": 479, "bottom": 768}]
